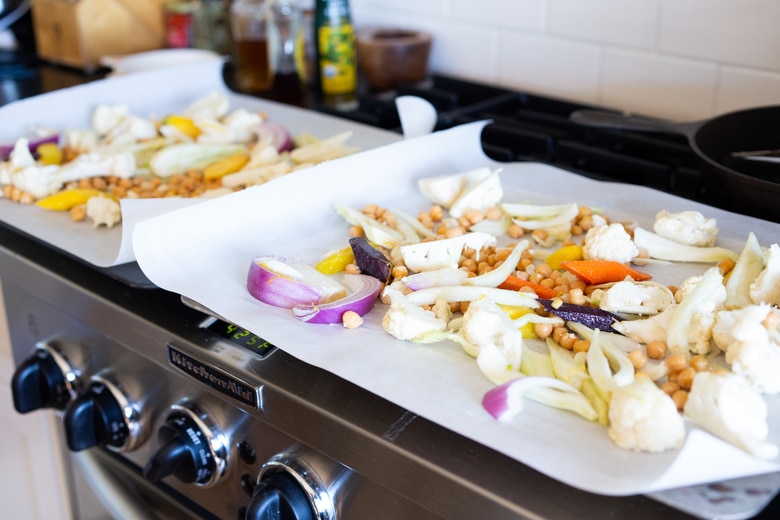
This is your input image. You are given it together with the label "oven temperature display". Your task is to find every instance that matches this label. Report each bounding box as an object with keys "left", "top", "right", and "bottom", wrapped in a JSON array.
[{"left": 206, "top": 320, "right": 275, "bottom": 358}]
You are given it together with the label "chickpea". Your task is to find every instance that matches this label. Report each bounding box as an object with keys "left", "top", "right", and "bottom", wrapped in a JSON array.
[
  {"left": 665, "top": 353, "right": 688, "bottom": 373},
  {"left": 533, "top": 322, "right": 554, "bottom": 340},
  {"left": 671, "top": 389, "right": 689, "bottom": 410},
  {"left": 676, "top": 367, "right": 696, "bottom": 390},
  {"left": 559, "top": 332, "right": 578, "bottom": 350},
  {"left": 717, "top": 257, "right": 736, "bottom": 275},
  {"left": 341, "top": 311, "right": 363, "bottom": 329},
  {"left": 552, "top": 326, "right": 568, "bottom": 345},
  {"left": 572, "top": 339, "right": 590, "bottom": 354},
  {"left": 628, "top": 349, "right": 648, "bottom": 370},
  {"left": 690, "top": 355, "right": 708, "bottom": 372},
  {"left": 508, "top": 223, "right": 525, "bottom": 239},
  {"left": 391, "top": 265, "right": 408, "bottom": 279},
  {"left": 646, "top": 340, "right": 668, "bottom": 360},
  {"left": 660, "top": 381, "right": 680, "bottom": 396}
]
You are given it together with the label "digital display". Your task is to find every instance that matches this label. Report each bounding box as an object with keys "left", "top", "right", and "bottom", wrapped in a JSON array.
[{"left": 206, "top": 320, "right": 276, "bottom": 358}]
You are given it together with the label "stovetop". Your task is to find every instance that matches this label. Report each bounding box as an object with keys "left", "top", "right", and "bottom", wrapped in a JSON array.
[
  {"left": 310, "top": 75, "right": 715, "bottom": 208},
  {"left": 3, "top": 47, "right": 780, "bottom": 519}
]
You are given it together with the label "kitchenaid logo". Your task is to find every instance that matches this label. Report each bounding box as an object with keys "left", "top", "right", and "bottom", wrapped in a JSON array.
[{"left": 168, "top": 346, "right": 258, "bottom": 408}]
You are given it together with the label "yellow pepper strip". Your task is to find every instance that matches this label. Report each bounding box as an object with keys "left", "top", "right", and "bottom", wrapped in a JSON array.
[
  {"left": 36, "top": 143, "right": 63, "bottom": 165},
  {"left": 36, "top": 188, "right": 104, "bottom": 211},
  {"left": 545, "top": 244, "right": 584, "bottom": 270},
  {"left": 164, "top": 115, "right": 201, "bottom": 139},
  {"left": 498, "top": 304, "right": 537, "bottom": 338},
  {"left": 203, "top": 153, "right": 250, "bottom": 180},
  {"left": 314, "top": 246, "right": 355, "bottom": 274}
]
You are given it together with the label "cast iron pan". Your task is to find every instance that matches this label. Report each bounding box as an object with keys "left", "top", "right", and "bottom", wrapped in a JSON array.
[{"left": 570, "top": 106, "right": 780, "bottom": 222}]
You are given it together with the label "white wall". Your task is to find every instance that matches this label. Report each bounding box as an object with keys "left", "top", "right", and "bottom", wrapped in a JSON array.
[{"left": 351, "top": 0, "right": 780, "bottom": 121}]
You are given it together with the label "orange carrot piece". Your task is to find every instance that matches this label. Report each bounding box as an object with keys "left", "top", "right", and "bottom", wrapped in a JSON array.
[
  {"left": 499, "top": 274, "right": 558, "bottom": 299},
  {"left": 560, "top": 260, "right": 652, "bottom": 285}
]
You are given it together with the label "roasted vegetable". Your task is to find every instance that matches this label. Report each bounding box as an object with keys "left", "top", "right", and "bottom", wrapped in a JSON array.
[
  {"left": 560, "top": 260, "right": 652, "bottom": 285},
  {"left": 349, "top": 236, "right": 392, "bottom": 284},
  {"left": 539, "top": 299, "right": 621, "bottom": 332}
]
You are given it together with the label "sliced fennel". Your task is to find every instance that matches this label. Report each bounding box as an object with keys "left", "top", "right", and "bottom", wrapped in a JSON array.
[{"left": 633, "top": 227, "right": 738, "bottom": 263}]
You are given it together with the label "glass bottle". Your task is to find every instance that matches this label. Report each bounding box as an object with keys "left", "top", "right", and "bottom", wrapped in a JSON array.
[
  {"left": 314, "top": 0, "right": 357, "bottom": 97},
  {"left": 268, "top": 0, "right": 306, "bottom": 105},
  {"left": 165, "top": 0, "right": 199, "bottom": 49},
  {"left": 230, "top": 0, "right": 274, "bottom": 92}
]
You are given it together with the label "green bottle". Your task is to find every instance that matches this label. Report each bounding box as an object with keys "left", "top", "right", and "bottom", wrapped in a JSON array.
[{"left": 314, "top": 0, "right": 357, "bottom": 96}]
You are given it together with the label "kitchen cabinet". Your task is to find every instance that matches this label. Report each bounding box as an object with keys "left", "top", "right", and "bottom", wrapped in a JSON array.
[{"left": 0, "top": 279, "right": 72, "bottom": 520}]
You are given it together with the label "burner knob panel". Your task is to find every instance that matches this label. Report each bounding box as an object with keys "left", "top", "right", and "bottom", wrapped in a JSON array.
[
  {"left": 246, "top": 452, "right": 337, "bottom": 520},
  {"left": 143, "top": 401, "right": 228, "bottom": 487},
  {"left": 62, "top": 373, "right": 141, "bottom": 452},
  {"left": 11, "top": 341, "right": 81, "bottom": 413}
]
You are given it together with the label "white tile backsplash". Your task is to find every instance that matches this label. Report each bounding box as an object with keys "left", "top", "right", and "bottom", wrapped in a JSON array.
[
  {"left": 451, "top": 0, "right": 547, "bottom": 32},
  {"left": 498, "top": 33, "right": 601, "bottom": 105},
  {"left": 352, "top": 0, "right": 780, "bottom": 118},
  {"left": 601, "top": 49, "right": 718, "bottom": 120},
  {"left": 549, "top": 0, "right": 659, "bottom": 50}
]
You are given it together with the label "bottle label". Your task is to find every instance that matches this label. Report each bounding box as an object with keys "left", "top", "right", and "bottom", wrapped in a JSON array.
[{"left": 317, "top": 24, "right": 357, "bottom": 94}]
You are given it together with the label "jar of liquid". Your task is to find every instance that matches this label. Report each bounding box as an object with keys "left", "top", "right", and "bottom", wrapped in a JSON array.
[
  {"left": 268, "top": 0, "right": 306, "bottom": 105},
  {"left": 230, "top": 0, "right": 274, "bottom": 92}
]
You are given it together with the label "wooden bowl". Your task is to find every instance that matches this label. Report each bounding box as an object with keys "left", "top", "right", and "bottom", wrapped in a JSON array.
[{"left": 356, "top": 28, "right": 432, "bottom": 91}]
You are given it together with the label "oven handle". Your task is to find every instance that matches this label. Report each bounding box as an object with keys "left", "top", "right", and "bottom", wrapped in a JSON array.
[{"left": 73, "top": 450, "right": 162, "bottom": 520}]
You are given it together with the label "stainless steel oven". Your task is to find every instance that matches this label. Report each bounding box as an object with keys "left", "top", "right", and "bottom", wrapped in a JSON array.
[{"left": 6, "top": 71, "right": 780, "bottom": 520}]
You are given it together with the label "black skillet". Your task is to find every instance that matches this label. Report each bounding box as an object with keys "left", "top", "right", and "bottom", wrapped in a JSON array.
[{"left": 570, "top": 105, "right": 780, "bottom": 222}]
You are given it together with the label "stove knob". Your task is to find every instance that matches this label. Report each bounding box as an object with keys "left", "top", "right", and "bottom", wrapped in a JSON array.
[
  {"left": 143, "top": 400, "right": 228, "bottom": 487},
  {"left": 11, "top": 341, "right": 81, "bottom": 413},
  {"left": 62, "top": 373, "right": 141, "bottom": 453},
  {"left": 246, "top": 452, "right": 337, "bottom": 520}
]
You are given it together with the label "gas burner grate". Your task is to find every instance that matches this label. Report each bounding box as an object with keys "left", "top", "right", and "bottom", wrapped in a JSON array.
[{"left": 314, "top": 75, "right": 719, "bottom": 207}]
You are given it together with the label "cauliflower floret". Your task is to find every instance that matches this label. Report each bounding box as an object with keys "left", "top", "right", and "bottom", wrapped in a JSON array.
[
  {"left": 607, "top": 375, "right": 686, "bottom": 453},
  {"left": 592, "top": 281, "right": 675, "bottom": 316},
  {"left": 582, "top": 223, "right": 639, "bottom": 264},
  {"left": 459, "top": 298, "right": 524, "bottom": 385},
  {"left": 86, "top": 195, "right": 121, "bottom": 228},
  {"left": 749, "top": 243, "right": 780, "bottom": 306},
  {"left": 63, "top": 128, "right": 99, "bottom": 155},
  {"left": 223, "top": 108, "right": 264, "bottom": 143},
  {"left": 91, "top": 104, "right": 129, "bottom": 136},
  {"left": 381, "top": 287, "right": 447, "bottom": 342},
  {"left": 653, "top": 210, "right": 718, "bottom": 247},
  {"left": 611, "top": 305, "right": 676, "bottom": 344},
  {"left": 667, "top": 267, "right": 726, "bottom": 355},
  {"left": 712, "top": 304, "right": 780, "bottom": 394},
  {"left": 58, "top": 152, "right": 136, "bottom": 179},
  {"left": 183, "top": 91, "right": 231, "bottom": 120},
  {"left": 674, "top": 274, "right": 701, "bottom": 303},
  {"left": 684, "top": 371, "right": 778, "bottom": 459}
]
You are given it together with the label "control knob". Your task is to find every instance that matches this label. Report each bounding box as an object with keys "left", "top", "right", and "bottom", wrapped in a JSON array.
[
  {"left": 62, "top": 372, "right": 142, "bottom": 452},
  {"left": 246, "top": 451, "right": 337, "bottom": 520},
  {"left": 11, "top": 340, "right": 81, "bottom": 413},
  {"left": 143, "top": 400, "right": 228, "bottom": 487}
]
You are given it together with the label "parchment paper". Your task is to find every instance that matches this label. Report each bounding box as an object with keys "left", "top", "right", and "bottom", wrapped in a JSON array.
[
  {"left": 132, "top": 120, "right": 780, "bottom": 496},
  {"left": 0, "top": 59, "right": 401, "bottom": 267}
]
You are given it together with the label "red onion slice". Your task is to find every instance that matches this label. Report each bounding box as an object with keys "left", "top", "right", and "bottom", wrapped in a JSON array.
[
  {"left": 247, "top": 256, "right": 347, "bottom": 308},
  {"left": 253, "top": 122, "right": 293, "bottom": 153},
  {"left": 293, "top": 274, "right": 384, "bottom": 324},
  {"left": 0, "top": 134, "right": 60, "bottom": 160}
]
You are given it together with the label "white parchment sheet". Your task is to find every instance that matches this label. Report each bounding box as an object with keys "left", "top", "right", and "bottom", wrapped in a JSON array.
[
  {"left": 0, "top": 59, "right": 400, "bottom": 266},
  {"left": 132, "top": 120, "right": 780, "bottom": 496}
]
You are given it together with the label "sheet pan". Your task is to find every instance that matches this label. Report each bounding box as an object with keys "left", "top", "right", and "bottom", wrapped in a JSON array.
[
  {"left": 132, "top": 120, "right": 780, "bottom": 496},
  {"left": 0, "top": 59, "right": 401, "bottom": 267}
]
